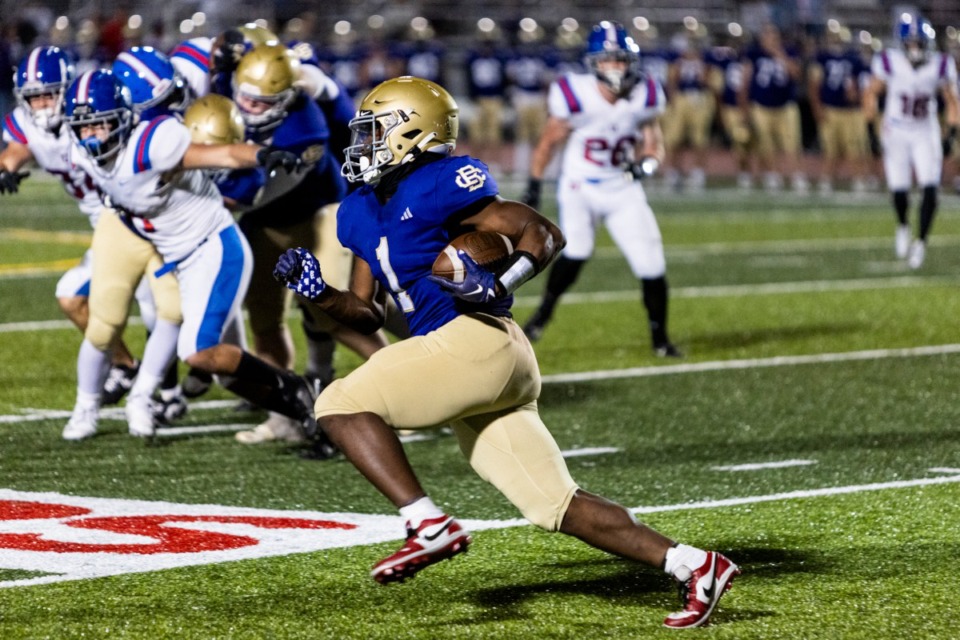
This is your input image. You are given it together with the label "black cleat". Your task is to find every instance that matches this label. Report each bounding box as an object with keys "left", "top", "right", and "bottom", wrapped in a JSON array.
[
  {"left": 102, "top": 360, "right": 140, "bottom": 405},
  {"left": 654, "top": 342, "right": 683, "bottom": 358},
  {"left": 181, "top": 368, "right": 213, "bottom": 398}
]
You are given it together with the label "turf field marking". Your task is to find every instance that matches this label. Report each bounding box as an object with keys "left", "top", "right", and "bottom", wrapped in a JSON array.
[
  {"left": 928, "top": 467, "right": 960, "bottom": 474},
  {"left": 540, "top": 343, "right": 960, "bottom": 384},
  {"left": 711, "top": 459, "right": 817, "bottom": 471},
  {"left": 0, "top": 258, "right": 82, "bottom": 277},
  {"left": 0, "top": 228, "right": 91, "bottom": 246},
  {"left": 561, "top": 447, "right": 621, "bottom": 458}
]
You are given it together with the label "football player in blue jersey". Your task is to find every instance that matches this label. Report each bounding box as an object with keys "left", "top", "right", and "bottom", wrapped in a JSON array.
[
  {"left": 274, "top": 76, "right": 739, "bottom": 630},
  {"left": 231, "top": 43, "right": 391, "bottom": 446}
]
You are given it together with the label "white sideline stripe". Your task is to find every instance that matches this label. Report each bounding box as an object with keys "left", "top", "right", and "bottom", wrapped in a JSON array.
[
  {"left": 928, "top": 467, "right": 960, "bottom": 474},
  {"left": 712, "top": 459, "right": 817, "bottom": 471},
  {"left": 540, "top": 343, "right": 960, "bottom": 384},
  {"left": 156, "top": 423, "right": 250, "bottom": 437},
  {"left": 6, "top": 347, "right": 960, "bottom": 424},
  {"left": 2, "top": 275, "right": 954, "bottom": 334},
  {"left": 561, "top": 446, "right": 621, "bottom": 458},
  {"left": 630, "top": 473, "right": 960, "bottom": 515}
]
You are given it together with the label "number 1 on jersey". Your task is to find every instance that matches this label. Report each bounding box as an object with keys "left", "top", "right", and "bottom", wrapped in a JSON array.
[{"left": 376, "top": 236, "right": 415, "bottom": 313}]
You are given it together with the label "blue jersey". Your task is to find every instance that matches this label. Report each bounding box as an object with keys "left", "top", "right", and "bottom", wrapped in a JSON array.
[
  {"left": 244, "top": 94, "right": 346, "bottom": 226},
  {"left": 466, "top": 48, "right": 509, "bottom": 99},
  {"left": 705, "top": 46, "right": 743, "bottom": 106},
  {"left": 745, "top": 46, "right": 799, "bottom": 107},
  {"left": 214, "top": 168, "right": 264, "bottom": 205},
  {"left": 337, "top": 155, "right": 511, "bottom": 336},
  {"left": 815, "top": 49, "right": 865, "bottom": 109}
]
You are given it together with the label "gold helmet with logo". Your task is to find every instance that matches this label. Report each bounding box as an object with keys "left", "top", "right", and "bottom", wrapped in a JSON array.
[
  {"left": 183, "top": 94, "right": 245, "bottom": 145},
  {"left": 233, "top": 43, "right": 300, "bottom": 131},
  {"left": 341, "top": 76, "right": 459, "bottom": 184}
]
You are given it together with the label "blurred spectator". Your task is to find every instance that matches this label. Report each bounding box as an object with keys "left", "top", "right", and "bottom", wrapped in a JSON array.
[
  {"left": 465, "top": 30, "right": 510, "bottom": 174},
  {"left": 740, "top": 23, "right": 807, "bottom": 192},
  {"left": 707, "top": 30, "right": 754, "bottom": 188},
  {"left": 358, "top": 37, "right": 403, "bottom": 94},
  {"left": 394, "top": 18, "right": 444, "bottom": 84},
  {"left": 507, "top": 23, "right": 549, "bottom": 179},
  {"left": 807, "top": 27, "right": 869, "bottom": 194},
  {"left": 98, "top": 5, "right": 130, "bottom": 60},
  {"left": 662, "top": 30, "right": 714, "bottom": 191},
  {"left": 316, "top": 24, "right": 365, "bottom": 100},
  {"left": 0, "top": 24, "right": 14, "bottom": 121}
]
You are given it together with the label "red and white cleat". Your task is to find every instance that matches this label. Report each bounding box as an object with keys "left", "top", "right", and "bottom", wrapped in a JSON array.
[
  {"left": 663, "top": 551, "right": 740, "bottom": 629},
  {"left": 371, "top": 515, "right": 471, "bottom": 585}
]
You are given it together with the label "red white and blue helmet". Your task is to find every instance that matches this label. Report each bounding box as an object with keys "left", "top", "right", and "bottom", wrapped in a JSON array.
[
  {"left": 64, "top": 70, "right": 134, "bottom": 163},
  {"left": 585, "top": 21, "right": 642, "bottom": 95},
  {"left": 895, "top": 12, "right": 935, "bottom": 64},
  {"left": 13, "top": 46, "right": 75, "bottom": 131},
  {"left": 113, "top": 47, "right": 191, "bottom": 121}
]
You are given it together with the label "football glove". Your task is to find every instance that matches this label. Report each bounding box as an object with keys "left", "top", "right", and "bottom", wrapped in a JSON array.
[
  {"left": 427, "top": 251, "right": 499, "bottom": 303},
  {"left": 624, "top": 156, "right": 660, "bottom": 181},
  {"left": 273, "top": 248, "right": 326, "bottom": 301},
  {"left": 0, "top": 169, "right": 29, "bottom": 194},
  {"left": 521, "top": 177, "right": 542, "bottom": 209},
  {"left": 943, "top": 125, "right": 958, "bottom": 157},
  {"left": 256, "top": 146, "right": 302, "bottom": 174},
  {"left": 211, "top": 28, "right": 245, "bottom": 75},
  {"left": 866, "top": 122, "right": 882, "bottom": 158}
]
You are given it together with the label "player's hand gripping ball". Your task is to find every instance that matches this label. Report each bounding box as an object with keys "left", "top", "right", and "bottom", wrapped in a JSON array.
[
  {"left": 430, "top": 231, "right": 513, "bottom": 283},
  {"left": 273, "top": 248, "right": 326, "bottom": 301}
]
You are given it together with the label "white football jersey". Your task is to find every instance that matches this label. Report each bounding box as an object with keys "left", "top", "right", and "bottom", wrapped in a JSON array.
[
  {"left": 71, "top": 115, "right": 233, "bottom": 263},
  {"left": 872, "top": 48, "right": 958, "bottom": 130},
  {"left": 2, "top": 107, "right": 102, "bottom": 224},
  {"left": 548, "top": 72, "right": 667, "bottom": 180}
]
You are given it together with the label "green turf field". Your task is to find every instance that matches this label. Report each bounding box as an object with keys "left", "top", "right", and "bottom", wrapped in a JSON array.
[{"left": 1, "top": 176, "right": 959, "bottom": 638}]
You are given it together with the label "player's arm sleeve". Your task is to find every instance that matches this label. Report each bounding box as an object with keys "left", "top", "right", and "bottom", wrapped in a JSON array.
[
  {"left": 428, "top": 158, "right": 500, "bottom": 227},
  {"left": 869, "top": 52, "right": 891, "bottom": 83},
  {"left": 546, "top": 76, "right": 576, "bottom": 119},
  {"left": 140, "top": 117, "right": 193, "bottom": 173},
  {"left": 2, "top": 112, "right": 28, "bottom": 146}
]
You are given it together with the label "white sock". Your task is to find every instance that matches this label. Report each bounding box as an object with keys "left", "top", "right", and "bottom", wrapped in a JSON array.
[
  {"left": 399, "top": 496, "right": 444, "bottom": 529},
  {"left": 78, "top": 339, "right": 110, "bottom": 396},
  {"left": 663, "top": 544, "right": 708, "bottom": 582},
  {"left": 129, "top": 370, "right": 162, "bottom": 400},
  {"left": 76, "top": 389, "right": 101, "bottom": 412},
  {"left": 160, "top": 386, "right": 182, "bottom": 402},
  {"left": 141, "top": 318, "right": 179, "bottom": 380}
]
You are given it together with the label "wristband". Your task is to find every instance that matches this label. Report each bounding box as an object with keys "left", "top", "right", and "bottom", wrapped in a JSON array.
[{"left": 496, "top": 251, "right": 538, "bottom": 295}]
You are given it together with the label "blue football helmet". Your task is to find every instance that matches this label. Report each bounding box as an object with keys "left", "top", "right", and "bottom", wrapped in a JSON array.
[
  {"left": 896, "top": 12, "right": 934, "bottom": 65},
  {"left": 13, "top": 46, "right": 75, "bottom": 131},
  {"left": 64, "top": 70, "right": 134, "bottom": 163},
  {"left": 113, "top": 47, "right": 191, "bottom": 121},
  {"left": 585, "top": 21, "right": 642, "bottom": 95}
]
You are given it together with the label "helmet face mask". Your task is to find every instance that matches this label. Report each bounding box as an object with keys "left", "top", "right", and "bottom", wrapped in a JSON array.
[
  {"left": 65, "top": 71, "right": 134, "bottom": 164},
  {"left": 585, "top": 21, "right": 642, "bottom": 95},
  {"left": 233, "top": 43, "right": 299, "bottom": 132},
  {"left": 896, "top": 13, "right": 934, "bottom": 66},
  {"left": 14, "top": 46, "right": 74, "bottom": 131},
  {"left": 341, "top": 76, "right": 459, "bottom": 185}
]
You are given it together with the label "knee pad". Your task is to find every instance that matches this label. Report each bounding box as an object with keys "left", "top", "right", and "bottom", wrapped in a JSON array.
[{"left": 85, "top": 313, "right": 123, "bottom": 352}]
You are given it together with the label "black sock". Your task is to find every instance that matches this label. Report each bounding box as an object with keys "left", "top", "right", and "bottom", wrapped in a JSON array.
[
  {"left": 918, "top": 185, "right": 938, "bottom": 241},
  {"left": 642, "top": 276, "right": 670, "bottom": 346},
  {"left": 160, "top": 358, "right": 179, "bottom": 391},
  {"left": 893, "top": 191, "right": 909, "bottom": 226},
  {"left": 530, "top": 256, "right": 585, "bottom": 326},
  {"left": 222, "top": 352, "right": 307, "bottom": 420}
]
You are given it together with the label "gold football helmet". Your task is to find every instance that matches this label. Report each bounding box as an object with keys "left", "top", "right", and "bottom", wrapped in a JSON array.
[
  {"left": 237, "top": 23, "right": 279, "bottom": 47},
  {"left": 183, "top": 94, "right": 246, "bottom": 145},
  {"left": 233, "top": 43, "right": 300, "bottom": 130},
  {"left": 341, "top": 76, "right": 459, "bottom": 184}
]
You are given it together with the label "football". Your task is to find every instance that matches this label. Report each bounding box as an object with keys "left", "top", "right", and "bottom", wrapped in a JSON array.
[{"left": 431, "top": 231, "right": 514, "bottom": 283}]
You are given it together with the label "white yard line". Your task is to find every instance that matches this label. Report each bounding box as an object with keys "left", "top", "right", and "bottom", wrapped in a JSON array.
[{"left": 712, "top": 459, "right": 817, "bottom": 472}]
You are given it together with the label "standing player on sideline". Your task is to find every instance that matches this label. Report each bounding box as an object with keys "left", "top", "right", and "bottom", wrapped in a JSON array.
[
  {"left": 863, "top": 13, "right": 959, "bottom": 269},
  {"left": 521, "top": 21, "right": 680, "bottom": 357},
  {"left": 274, "top": 75, "right": 738, "bottom": 629},
  {"left": 61, "top": 69, "right": 319, "bottom": 440}
]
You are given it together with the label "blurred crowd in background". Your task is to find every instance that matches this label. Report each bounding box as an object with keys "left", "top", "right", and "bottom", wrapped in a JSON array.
[{"left": 1, "top": 0, "right": 960, "bottom": 191}]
